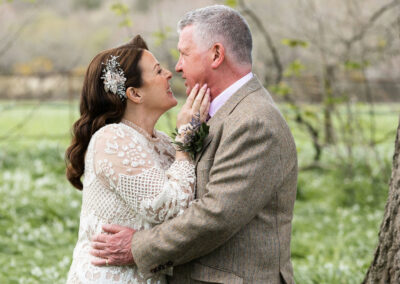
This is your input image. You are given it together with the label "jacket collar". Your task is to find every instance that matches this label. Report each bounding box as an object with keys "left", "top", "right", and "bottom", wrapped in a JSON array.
[{"left": 195, "top": 76, "right": 262, "bottom": 164}]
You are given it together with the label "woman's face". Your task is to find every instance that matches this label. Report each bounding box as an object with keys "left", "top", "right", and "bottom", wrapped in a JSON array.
[{"left": 137, "top": 50, "right": 177, "bottom": 113}]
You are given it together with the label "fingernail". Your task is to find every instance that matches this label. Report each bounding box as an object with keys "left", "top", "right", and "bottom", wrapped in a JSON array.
[
  {"left": 202, "top": 83, "right": 207, "bottom": 89},
  {"left": 195, "top": 83, "right": 199, "bottom": 88}
]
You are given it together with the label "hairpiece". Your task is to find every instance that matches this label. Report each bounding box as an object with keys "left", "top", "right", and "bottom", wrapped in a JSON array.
[{"left": 101, "top": 55, "right": 127, "bottom": 101}]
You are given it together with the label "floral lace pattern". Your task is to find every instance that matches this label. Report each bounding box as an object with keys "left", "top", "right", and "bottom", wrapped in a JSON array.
[{"left": 67, "top": 122, "right": 195, "bottom": 283}]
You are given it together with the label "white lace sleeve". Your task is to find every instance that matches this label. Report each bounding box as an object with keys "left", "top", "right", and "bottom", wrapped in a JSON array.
[{"left": 93, "top": 124, "right": 195, "bottom": 224}]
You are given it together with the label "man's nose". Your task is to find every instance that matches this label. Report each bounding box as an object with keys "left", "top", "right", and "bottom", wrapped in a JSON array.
[{"left": 175, "top": 57, "right": 182, "bottom": 73}]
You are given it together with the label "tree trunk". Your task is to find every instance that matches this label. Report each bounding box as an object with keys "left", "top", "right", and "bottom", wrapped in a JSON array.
[{"left": 363, "top": 116, "right": 400, "bottom": 283}]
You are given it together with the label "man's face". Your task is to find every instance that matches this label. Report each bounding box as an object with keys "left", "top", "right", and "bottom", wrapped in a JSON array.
[{"left": 175, "top": 25, "right": 210, "bottom": 95}]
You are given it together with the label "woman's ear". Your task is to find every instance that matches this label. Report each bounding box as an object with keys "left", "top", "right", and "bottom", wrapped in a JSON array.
[
  {"left": 126, "top": 87, "right": 143, "bottom": 104},
  {"left": 210, "top": 43, "right": 225, "bottom": 69}
]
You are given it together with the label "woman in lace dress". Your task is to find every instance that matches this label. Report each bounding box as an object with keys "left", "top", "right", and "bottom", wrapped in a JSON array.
[{"left": 65, "top": 35, "right": 210, "bottom": 283}]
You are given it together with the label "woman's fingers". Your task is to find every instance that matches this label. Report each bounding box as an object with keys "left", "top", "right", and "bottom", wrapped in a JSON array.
[
  {"left": 192, "top": 84, "right": 207, "bottom": 113},
  {"left": 199, "top": 88, "right": 210, "bottom": 121},
  {"left": 205, "top": 94, "right": 211, "bottom": 119},
  {"left": 185, "top": 83, "right": 199, "bottom": 107}
]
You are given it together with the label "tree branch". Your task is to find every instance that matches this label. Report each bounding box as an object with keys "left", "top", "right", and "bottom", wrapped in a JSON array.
[
  {"left": 238, "top": 0, "right": 283, "bottom": 84},
  {"left": 344, "top": 0, "right": 400, "bottom": 46}
]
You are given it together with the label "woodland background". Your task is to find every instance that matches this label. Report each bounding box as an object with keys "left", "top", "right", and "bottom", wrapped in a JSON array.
[{"left": 0, "top": 0, "right": 399, "bottom": 283}]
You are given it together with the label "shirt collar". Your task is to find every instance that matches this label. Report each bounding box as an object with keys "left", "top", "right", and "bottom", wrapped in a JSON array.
[{"left": 208, "top": 72, "right": 253, "bottom": 118}]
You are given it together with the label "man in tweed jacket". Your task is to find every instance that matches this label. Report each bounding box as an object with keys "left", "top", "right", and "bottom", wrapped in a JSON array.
[{"left": 91, "top": 5, "right": 297, "bottom": 284}]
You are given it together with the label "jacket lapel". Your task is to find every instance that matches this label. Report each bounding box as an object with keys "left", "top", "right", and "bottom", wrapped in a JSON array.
[{"left": 194, "top": 76, "right": 262, "bottom": 165}]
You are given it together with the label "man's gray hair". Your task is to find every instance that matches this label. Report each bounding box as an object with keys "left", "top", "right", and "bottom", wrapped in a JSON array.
[{"left": 178, "top": 5, "right": 252, "bottom": 65}]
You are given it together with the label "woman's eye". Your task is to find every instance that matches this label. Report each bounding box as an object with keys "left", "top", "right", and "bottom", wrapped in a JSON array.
[{"left": 157, "top": 69, "right": 162, "bottom": 74}]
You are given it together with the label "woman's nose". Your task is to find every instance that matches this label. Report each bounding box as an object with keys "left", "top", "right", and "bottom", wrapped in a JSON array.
[{"left": 165, "top": 69, "right": 172, "bottom": 79}]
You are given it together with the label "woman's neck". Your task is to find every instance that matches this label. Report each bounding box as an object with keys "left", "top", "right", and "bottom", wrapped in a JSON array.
[{"left": 122, "top": 108, "right": 160, "bottom": 137}]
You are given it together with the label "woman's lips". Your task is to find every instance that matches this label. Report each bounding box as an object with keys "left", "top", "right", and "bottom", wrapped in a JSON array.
[{"left": 167, "top": 86, "right": 173, "bottom": 95}]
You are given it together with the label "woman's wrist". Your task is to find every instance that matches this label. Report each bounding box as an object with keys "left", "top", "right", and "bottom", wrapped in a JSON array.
[{"left": 175, "top": 150, "right": 191, "bottom": 161}]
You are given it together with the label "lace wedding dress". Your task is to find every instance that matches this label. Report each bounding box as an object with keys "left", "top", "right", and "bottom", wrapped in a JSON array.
[{"left": 66, "top": 120, "right": 195, "bottom": 284}]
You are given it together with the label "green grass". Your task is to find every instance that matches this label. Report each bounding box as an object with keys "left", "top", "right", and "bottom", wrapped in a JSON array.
[{"left": 0, "top": 100, "right": 398, "bottom": 283}]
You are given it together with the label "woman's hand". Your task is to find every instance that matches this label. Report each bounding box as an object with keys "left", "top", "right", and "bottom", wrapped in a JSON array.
[{"left": 176, "top": 83, "right": 211, "bottom": 129}]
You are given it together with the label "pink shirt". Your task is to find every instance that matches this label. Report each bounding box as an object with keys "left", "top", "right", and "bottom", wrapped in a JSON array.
[{"left": 208, "top": 72, "right": 253, "bottom": 118}]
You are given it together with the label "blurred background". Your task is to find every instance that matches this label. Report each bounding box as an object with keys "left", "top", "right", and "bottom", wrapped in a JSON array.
[{"left": 0, "top": 0, "right": 399, "bottom": 283}]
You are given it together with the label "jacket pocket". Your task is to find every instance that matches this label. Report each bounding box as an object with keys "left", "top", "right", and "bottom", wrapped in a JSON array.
[{"left": 190, "top": 262, "right": 243, "bottom": 284}]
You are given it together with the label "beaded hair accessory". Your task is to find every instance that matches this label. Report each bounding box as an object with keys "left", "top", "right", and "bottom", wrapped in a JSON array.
[{"left": 101, "top": 55, "right": 127, "bottom": 101}]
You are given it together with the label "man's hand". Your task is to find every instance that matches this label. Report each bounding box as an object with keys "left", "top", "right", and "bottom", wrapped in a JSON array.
[{"left": 90, "top": 224, "right": 136, "bottom": 266}]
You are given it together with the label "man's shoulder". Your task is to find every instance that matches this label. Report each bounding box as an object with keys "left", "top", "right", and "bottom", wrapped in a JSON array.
[{"left": 228, "top": 86, "right": 283, "bottom": 123}]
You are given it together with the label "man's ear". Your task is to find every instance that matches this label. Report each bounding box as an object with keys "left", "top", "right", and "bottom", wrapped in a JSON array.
[
  {"left": 210, "top": 43, "right": 225, "bottom": 69},
  {"left": 126, "top": 87, "right": 143, "bottom": 104}
]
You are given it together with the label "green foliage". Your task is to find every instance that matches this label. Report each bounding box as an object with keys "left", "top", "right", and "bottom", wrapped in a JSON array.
[
  {"left": 0, "top": 143, "right": 81, "bottom": 283},
  {"left": 225, "top": 0, "right": 237, "bottom": 7},
  {"left": 284, "top": 60, "right": 306, "bottom": 77},
  {"left": 0, "top": 101, "right": 398, "bottom": 283},
  {"left": 344, "top": 60, "right": 370, "bottom": 70},
  {"left": 73, "top": 0, "right": 103, "bottom": 10},
  {"left": 0, "top": 0, "right": 35, "bottom": 3},
  {"left": 269, "top": 82, "right": 292, "bottom": 97},
  {"left": 172, "top": 122, "right": 210, "bottom": 160},
  {"left": 292, "top": 152, "right": 391, "bottom": 283},
  {"left": 152, "top": 27, "right": 173, "bottom": 47},
  {"left": 111, "top": 2, "right": 129, "bottom": 15},
  {"left": 0, "top": 0, "right": 36, "bottom": 5},
  {"left": 281, "top": 38, "right": 309, "bottom": 48},
  {"left": 111, "top": 2, "right": 132, "bottom": 27},
  {"left": 169, "top": 48, "right": 180, "bottom": 61},
  {"left": 377, "top": 39, "right": 387, "bottom": 48}
]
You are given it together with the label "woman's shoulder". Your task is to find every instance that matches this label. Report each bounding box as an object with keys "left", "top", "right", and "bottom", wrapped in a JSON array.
[
  {"left": 155, "top": 129, "right": 175, "bottom": 154},
  {"left": 93, "top": 123, "right": 121, "bottom": 138},
  {"left": 155, "top": 130, "right": 172, "bottom": 142},
  {"left": 91, "top": 123, "right": 139, "bottom": 145},
  {"left": 156, "top": 130, "right": 175, "bottom": 147}
]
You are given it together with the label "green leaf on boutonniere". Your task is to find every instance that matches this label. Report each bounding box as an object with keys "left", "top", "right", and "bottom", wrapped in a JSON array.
[{"left": 171, "top": 122, "right": 210, "bottom": 160}]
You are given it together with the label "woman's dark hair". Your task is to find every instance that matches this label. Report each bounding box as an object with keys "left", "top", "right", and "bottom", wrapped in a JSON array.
[{"left": 65, "top": 35, "right": 148, "bottom": 190}]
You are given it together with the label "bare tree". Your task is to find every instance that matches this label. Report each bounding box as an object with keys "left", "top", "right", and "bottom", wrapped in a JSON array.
[{"left": 237, "top": 0, "right": 324, "bottom": 162}]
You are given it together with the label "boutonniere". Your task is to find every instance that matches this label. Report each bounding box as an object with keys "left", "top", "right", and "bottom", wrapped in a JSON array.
[{"left": 171, "top": 114, "right": 210, "bottom": 160}]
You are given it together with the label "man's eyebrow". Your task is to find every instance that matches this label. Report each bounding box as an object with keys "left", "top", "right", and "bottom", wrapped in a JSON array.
[{"left": 152, "top": 63, "right": 160, "bottom": 71}]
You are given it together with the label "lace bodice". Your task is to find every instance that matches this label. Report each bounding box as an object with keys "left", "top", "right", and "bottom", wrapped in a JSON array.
[{"left": 67, "top": 122, "right": 195, "bottom": 284}]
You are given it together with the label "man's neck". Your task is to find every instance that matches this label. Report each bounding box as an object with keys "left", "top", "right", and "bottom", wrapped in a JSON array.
[{"left": 208, "top": 67, "right": 252, "bottom": 101}]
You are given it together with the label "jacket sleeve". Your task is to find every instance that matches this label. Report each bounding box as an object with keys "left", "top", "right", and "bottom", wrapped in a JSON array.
[{"left": 131, "top": 117, "right": 284, "bottom": 276}]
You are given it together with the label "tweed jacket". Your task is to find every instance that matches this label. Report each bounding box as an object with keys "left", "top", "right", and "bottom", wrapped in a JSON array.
[{"left": 131, "top": 76, "right": 298, "bottom": 284}]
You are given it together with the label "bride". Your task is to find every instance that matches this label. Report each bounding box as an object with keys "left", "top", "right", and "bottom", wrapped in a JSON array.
[{"left": 65, "top": 35, "right": 210, "bottom": 283}]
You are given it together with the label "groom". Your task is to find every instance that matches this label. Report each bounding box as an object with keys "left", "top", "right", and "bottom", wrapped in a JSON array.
[{"left": 91, "top": 5, "right": 297, "bottom": 284}]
